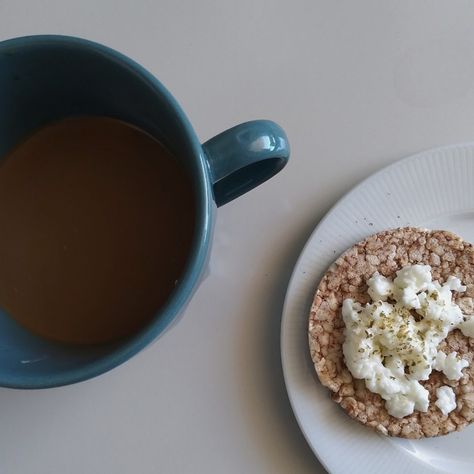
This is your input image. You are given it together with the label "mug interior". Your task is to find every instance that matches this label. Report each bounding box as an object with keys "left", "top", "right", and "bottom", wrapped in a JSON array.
[{"left": 0, "top": 36, "right": 210, "bottom": 388}]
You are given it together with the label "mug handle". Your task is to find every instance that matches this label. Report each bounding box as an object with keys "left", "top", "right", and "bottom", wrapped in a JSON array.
[{"left": 202, "top": 120, "right": 290, "bottom": 207}]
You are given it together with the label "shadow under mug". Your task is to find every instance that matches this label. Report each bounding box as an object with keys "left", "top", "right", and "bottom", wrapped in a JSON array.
[{"left": 0, "top": 35, "right": 289, "bottom": 389}]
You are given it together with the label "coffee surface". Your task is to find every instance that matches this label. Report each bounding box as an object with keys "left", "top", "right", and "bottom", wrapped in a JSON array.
[{"left": 0, "top": 117, "right": 195, "bottom": 344}]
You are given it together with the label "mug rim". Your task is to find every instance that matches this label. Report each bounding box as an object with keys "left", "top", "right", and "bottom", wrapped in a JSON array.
[{"left": 0, "top": 34, "right": 214, "bottom": 389}]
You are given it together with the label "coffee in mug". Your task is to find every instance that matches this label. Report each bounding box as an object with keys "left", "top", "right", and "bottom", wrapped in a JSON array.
[{"left": 0, "top": 116, "right": 195, "bottom": 345}]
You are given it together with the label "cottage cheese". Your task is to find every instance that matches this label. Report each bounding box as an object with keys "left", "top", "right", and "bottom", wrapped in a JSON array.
[
  {"left": 435, "top": 386, "right": 457, "bottom": 416},
  {"left": 342, "top": 264, "right": 472, "bottom": 418}
]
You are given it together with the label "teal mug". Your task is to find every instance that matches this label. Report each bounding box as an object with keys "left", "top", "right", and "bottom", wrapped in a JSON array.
[{"left": 0, "top": 35, "right": 289, "bottom": 389}]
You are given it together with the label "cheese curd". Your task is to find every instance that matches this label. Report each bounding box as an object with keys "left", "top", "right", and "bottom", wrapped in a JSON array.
[
  {"left": 435, "top": 386, "right": 457, "bottom": 416},
  {"left": 433, "top": 351, "right": 469, "bottom": 381},
  {"left": 342, "top": 264, "right": 472, "bottom": 418}
]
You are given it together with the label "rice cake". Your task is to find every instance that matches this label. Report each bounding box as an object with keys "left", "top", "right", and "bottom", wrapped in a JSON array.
[{"left": 308, "top": 227, "right": 474, "bottom": 439}]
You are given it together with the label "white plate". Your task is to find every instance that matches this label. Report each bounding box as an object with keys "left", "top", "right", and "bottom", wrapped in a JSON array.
[{"left": 281, "top": 144, "right": 474, "bottom": 474}]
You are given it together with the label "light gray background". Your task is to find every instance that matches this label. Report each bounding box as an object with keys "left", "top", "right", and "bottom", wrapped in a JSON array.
[{"left": 2, "top": 1, "right": 474, "bottom": 473}]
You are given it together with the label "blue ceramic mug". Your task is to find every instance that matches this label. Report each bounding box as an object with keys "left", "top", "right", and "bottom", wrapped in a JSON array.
[{"left": 0, "top": 35, "right": 289, "bottom": 389}]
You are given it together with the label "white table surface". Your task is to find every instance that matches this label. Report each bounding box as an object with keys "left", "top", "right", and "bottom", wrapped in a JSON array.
[{"left": 2, "top": 1, "right": 474, "bottom": 473}]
